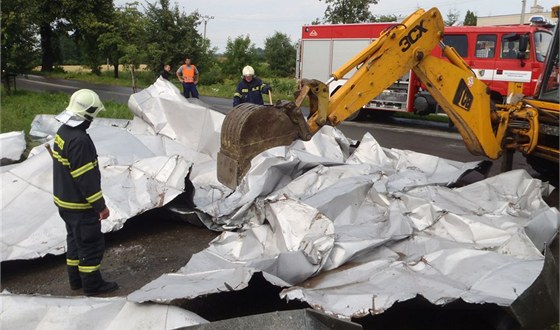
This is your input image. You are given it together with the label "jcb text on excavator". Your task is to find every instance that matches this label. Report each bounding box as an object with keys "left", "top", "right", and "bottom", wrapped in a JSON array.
[{"left": 217, "top": 7, "right": 559, "bottom": 189}]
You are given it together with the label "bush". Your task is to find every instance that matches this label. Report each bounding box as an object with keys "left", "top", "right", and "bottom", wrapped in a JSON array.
[
  {"left": 270, "top": 78, "right": 298, "bottom": 95},
  {"left": 254, "top": 63, "right": 273, "bottom": 78},
  {"left": 200, "top": 64, "right": 225, "bottom": 85}
]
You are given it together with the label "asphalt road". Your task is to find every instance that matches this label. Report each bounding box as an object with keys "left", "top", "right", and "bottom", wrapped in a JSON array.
[{"left": 16, "top": 74, "right": 233, "bottom": 112}]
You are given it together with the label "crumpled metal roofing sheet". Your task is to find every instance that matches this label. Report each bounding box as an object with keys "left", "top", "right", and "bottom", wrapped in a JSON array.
[
  {"left": 0, "top": 293, "right": 208, "bottom": 329},
  {"left": 0, "top": 78, "right": 221, "bottom": 261},
  {"left": 2, "top": 79, "right": 558, "bottom": 320}
]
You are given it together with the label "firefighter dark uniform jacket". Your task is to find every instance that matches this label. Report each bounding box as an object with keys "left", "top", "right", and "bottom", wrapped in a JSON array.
[
  {"left": 233, "top": 77, "right": 270, "bottom": 106},
  {"left": 52, "top": 123, "right": 106, "bottom": 213}
]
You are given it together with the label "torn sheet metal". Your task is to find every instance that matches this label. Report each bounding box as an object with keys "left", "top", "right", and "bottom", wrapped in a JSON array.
[
  {"left": 1, "top": 125, "right": 191, "bottom": 261},
  {"left": 3, "top": 78, "right": 558, "bottom": 320},
  {"left": 128, "top": 197, "right": 335, "bottom": 303},
  {"left": 0, "top": 293, "right": 208, "bottom": 329},
  {"left": 128, "top": 132, "right": 493, "bottom": 305},
  {"left": 191, "top": 129, "right": 482, "bottom": 232},
  {"left": 0, "top": 131, "right": 26, "bottom": 163},
  {"left": 1, "top": 79, "right": 225, "bottom": 262},
  {"left": 29, "top": 115, "right": 131, "bottom": 142},
  {"left": 130, "top": 157, "right": 558, "bottom": 320},
  {"left": 128, "top": 77, "right": 224, "bottom": 157},
  {"left": 281, "top": 170, "right": 558, "bottom": 318}
]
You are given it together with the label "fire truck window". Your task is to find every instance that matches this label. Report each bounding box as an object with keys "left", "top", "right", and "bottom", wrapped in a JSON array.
[
  {"left": 443, "top": 35, "right": 468, "bottom": 57},
  {"left": 475, "top": 34, "right": 497, "bottom": 58},
  {"left": 534, "top": 31, "right": 552, "bottom": 62},
  {"left": 501, "top": 39, "right": 518, "bottom": 59}
]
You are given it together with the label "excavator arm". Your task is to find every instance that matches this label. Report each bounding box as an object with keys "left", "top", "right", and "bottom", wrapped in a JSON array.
[
  {"left": 307, "top": 8, "right": 445, "bottom": 131},
  {"left": 217, "top": 7, "right": 540, "bottom": 189}
]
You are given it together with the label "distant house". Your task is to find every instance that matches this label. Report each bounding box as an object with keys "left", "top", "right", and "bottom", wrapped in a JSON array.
[{"left": 477, "top": 4, "right": 554, "bottom": 26}]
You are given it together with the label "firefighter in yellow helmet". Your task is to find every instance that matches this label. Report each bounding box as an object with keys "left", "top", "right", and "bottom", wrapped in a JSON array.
[
  {"left": 53, "top": 89, "right": 118, "bottom": 296},
  {"left": 233, "top": 65, "right": 271, "bottom": 106}
]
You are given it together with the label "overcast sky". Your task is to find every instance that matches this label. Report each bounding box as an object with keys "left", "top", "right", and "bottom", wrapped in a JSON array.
[{"left": 117, "top": 0, "right": 558, "bottom": 52}]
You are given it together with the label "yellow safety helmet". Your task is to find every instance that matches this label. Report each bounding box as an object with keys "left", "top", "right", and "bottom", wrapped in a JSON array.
[
  {"left": 55, "top": 89, "right": 105, "bottom": 127},
  {"left": 242, "top": 65, "right": 255, "bottom": 76}
]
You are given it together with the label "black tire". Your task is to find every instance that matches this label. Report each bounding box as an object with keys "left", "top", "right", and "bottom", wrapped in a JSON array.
[
  {"left": 525, "top": 155, "right": 559, "bottom": 180},
  {"left": 346, "top": 109, "right": 364, "bottom": 121}
]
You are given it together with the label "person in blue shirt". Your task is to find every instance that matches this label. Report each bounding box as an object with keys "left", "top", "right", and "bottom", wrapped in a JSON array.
[{"left": 233, "top": 65, "right": 271, "bottom": 106}]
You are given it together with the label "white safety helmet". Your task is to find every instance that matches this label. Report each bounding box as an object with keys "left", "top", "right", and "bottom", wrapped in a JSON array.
[
  {"left": 242, "top": 65, "right": 255, "bottom": 76},
  {"left": 55, "top": 89, "right": 105, "bottom": 127}
]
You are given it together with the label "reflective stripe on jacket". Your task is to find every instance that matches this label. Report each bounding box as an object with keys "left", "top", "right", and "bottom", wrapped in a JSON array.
[
  {"left": 52, "top": 124, "right": 106, "bottom": 212},
  {"left": 233, "top": 77, "right": 270, "bottom": 106}
]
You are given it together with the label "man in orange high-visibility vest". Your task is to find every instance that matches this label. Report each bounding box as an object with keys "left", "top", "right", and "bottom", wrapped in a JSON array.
[{"left": 176, "top": 58, "right": 200, "bottom": 99}]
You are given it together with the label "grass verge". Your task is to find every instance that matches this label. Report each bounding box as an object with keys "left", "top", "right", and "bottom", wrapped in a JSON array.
[{"left": 1, "top": 89, "right": 132, "bottom": 135}]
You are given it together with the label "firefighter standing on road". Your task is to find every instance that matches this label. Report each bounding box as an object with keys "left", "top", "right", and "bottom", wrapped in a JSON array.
[
  {"left": 233, "top": 65, "right": 271, "bottom": 106},
  {"left": 52, "top": 89, "right": 118, "bottom": 296},
  {"left": 176, "top": 57, "right": 200, "bottom": 98}
]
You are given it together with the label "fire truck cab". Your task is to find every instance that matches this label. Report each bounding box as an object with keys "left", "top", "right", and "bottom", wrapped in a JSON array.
[
  {"left": 414, "top": 24, "right": 553, "bottom": 115},
  {"left": 297, "top": 22, "right": 553, "bottom": 116}
]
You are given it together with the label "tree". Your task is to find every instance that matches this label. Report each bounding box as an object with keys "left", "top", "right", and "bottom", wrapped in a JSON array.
[
  {"left": 63, "top": 0, "right": 115, "bottom": 75},
  {"left": 99, "top": 3, "right": 148, "bottom": 80},
  {"left": 464, "top": 10, "right": 477, "bottom": 26},
  {"left": 36, "top": 0, "right": 63, "bottom": 72},
  {"left": 222, "top": 35, "right": 257, "bottom": 77},
  {"left": 144, "top": 0, "right": 204, "bottom": 75},
  {"left": 372, "top": 14, "right": 397, "bottom": 22},
  {"left": 264, "top": 32, "right": 296, "bottom": 77},
  {"left": 1, "top": 0, "right": 40, "bottom": 92},
  {"left": 58, "top": 32, "right": 82, "bottom": 65},
  {"left": 320, "top": 0, "right": 379, "bottom": 24},
  {"left": 311, "top": 18, "right": 322, "bottom": 25},
  {"left": 444, "top": 9, "right": 461, "bottom": 26}
]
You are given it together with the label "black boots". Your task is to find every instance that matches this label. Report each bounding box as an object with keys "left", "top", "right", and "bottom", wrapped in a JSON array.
[
  {"left": 81, "top": 270, "right": 119, "bottom": 296},
  {"left": 67, "top": 265, "right": 82, "bottom": 290}
]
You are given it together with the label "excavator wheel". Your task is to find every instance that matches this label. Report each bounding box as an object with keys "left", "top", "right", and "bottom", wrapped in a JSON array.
[{"left": 217, "top": 102, "right": 309, "bottom": 189}]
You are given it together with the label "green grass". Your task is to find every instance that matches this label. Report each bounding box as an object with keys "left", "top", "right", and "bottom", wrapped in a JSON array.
[
  {"left": 1, "top": 88, "right": 133, "bottom": 157},
  {"left": 198, "top": 78, "right": 298, "bottom": 102},
  {"left": 36, "top": 69, "right": 158, "bottom": 89},
  {"left": 1, "top": 89, "right": 132, "bottom": 135}
]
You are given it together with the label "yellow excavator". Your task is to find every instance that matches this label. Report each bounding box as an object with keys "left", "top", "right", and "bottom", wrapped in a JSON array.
[{"left": 217, "top": 7, "right": 559, "bottom": 189}]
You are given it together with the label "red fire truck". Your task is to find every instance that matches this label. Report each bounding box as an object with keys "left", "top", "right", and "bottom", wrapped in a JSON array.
[{"left": 297, "top": 22, "right": 554, "bottom": 116}]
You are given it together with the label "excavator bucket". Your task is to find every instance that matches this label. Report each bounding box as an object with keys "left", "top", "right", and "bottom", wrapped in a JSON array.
[{"left": 217, "top": 101, "right": 312, "bottom": 189}]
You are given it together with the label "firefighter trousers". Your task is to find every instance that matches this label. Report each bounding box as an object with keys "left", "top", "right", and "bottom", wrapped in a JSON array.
[{"left": 59, "top": 209, "right": 105, "bottom": 287}]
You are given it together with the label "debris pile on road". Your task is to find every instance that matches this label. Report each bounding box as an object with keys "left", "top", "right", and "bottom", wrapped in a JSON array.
[{"left": 1, "top": 78, "right": 558, "bottom": 323}]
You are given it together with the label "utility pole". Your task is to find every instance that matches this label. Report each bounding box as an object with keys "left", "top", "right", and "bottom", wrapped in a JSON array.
[
  {"left": 520, "top": 0, "right": 527, "bottom": 24},
  {"left": 201, "top": 15, "right": 214, "bottom": 42}
]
